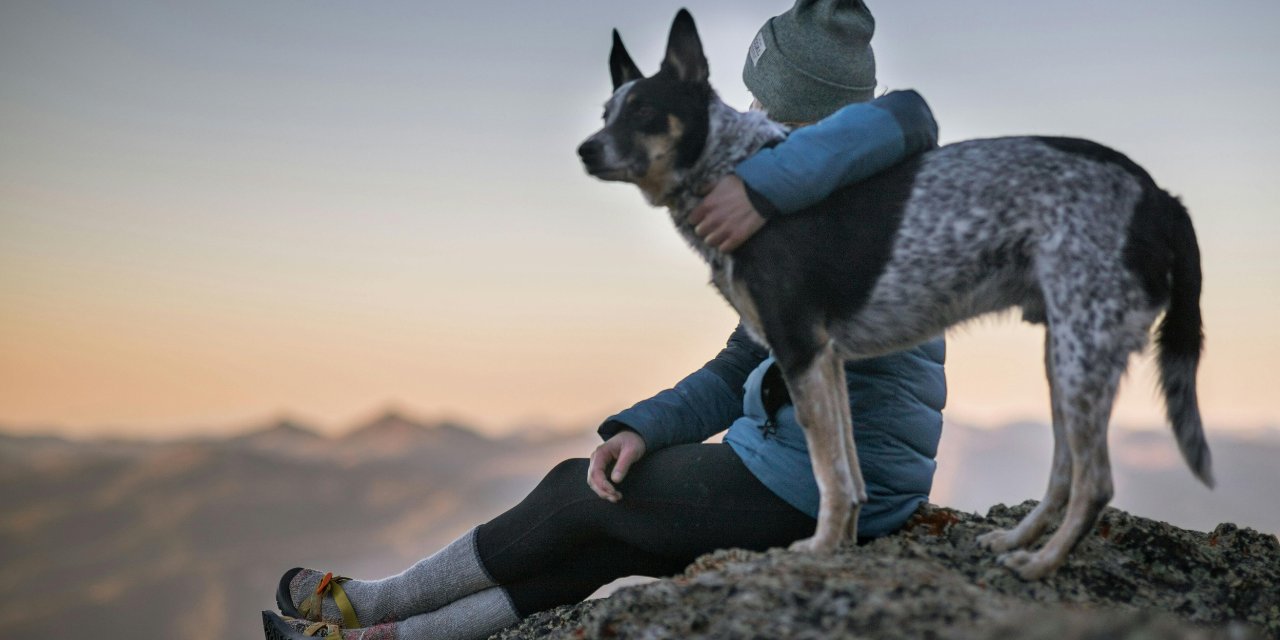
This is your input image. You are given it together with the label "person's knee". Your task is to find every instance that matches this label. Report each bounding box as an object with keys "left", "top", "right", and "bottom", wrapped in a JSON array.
[
  {"left": 546, "top": 457, "right": 589, "bottom": 483},
  {"left": 520, "top": 457, "right": 612, "bottom": 538},
  {"left": 531, "top": 458, "right": 592, "bottom": 501}
]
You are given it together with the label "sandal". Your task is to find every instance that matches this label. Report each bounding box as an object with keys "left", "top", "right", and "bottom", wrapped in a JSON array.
[
  {"left": 262, "top": 610, "right": 344, "bottom": 639},
  {"left": 275, "top": 568, "right": 361, "bottom": 630}
]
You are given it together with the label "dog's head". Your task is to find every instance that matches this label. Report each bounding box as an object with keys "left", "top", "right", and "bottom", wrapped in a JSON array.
[{"left": 577, "top": 9, "right": 713, "bottom": 205}]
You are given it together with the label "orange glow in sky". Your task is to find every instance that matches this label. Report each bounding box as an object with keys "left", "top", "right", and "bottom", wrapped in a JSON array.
[{"left": 2, "top": 2, "right": 1278, "bottom": 439}]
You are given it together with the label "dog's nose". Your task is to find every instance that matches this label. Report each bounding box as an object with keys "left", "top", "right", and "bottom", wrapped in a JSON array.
[{"left": 578, "top": 140, "right": 603, "bottom": 166}]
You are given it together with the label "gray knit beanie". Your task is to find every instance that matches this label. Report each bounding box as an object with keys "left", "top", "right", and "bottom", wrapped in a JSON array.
[{"left": 742, "top": 0, "right": 877, "bottom": 123}]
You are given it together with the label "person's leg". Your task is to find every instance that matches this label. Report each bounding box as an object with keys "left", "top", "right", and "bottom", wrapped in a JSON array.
[
  {"left": 307, "top": 540, "right": 684, "bottom": 640},
  {"left": 283, "top": 528, "right": 495, "bottom": 626},
  {"left": 282, "top": 443, "right": 814, "bottom": 627},
  {"left": 500, "top": 540, "right": 688, "bottom": 617},
  {"left": 477, "top": 443, "right": 816, "bottom": 610},
  {"left": 357, "top": 444, "right": 813, "bottom": 639},
  {"left": 268, "top": 589, "right": 517, "bottom": 640}
]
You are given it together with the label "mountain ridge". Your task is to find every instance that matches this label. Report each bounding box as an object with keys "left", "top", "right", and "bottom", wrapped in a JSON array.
[{"left": 1, "top": 418, "right": 1277, "bottom": 639}]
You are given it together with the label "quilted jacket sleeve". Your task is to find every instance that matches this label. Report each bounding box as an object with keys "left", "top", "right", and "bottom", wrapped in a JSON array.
[{"left": 734, "top": 89, "right": 939, "bottom": 217}]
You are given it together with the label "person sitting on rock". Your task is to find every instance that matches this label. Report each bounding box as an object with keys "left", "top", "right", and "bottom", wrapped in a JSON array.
[{"left": 263, "top": 1, "right": 946, "bottom": 638}]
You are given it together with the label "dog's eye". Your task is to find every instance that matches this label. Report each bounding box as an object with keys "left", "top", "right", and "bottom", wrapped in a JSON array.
[{"left": 634, "top": 105, "right": 657, "bottom": 121}]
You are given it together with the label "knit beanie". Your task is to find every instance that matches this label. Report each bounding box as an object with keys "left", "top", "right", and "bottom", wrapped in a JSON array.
[{"left": 742, "top": 0, "right": 877, "bottom": 123}]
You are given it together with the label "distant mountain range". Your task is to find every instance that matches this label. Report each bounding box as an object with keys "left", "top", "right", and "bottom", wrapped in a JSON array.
[
  {"left": 0, "top": 412, "right": 1274, "bottom": 640},
  {"left": 932, "top": 420, "right": 1280, "bottom": 536},
  {"left": 0, "top": 410, "right": 598, "bottom": 640}
]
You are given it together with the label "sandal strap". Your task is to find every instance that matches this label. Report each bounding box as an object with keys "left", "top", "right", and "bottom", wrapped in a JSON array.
[
  {"left": 303, "top": 621, "right": 340, "bottom": 637},
  {"left": 298, "top": 572, "right": 361, "bottom": 631},
  {"left": 327, "top": 579, "right": 360, "bottom": 631}
]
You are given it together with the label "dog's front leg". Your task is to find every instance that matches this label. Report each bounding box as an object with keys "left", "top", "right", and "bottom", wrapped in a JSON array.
[
  {"left": 829, "top": 350, "right": 863, "bottom": 544},
  {"left": 784, "top": 341, "right": 864, "bottom": 553}
]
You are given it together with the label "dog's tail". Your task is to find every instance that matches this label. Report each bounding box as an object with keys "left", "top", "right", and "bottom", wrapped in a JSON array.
[{"left": 1155, "top": 194, "right": 1214, "bottom": 488}]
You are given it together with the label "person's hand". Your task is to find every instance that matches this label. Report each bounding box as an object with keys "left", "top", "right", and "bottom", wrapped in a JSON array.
[
  {"left": 690, "top": 174, "right": 766, "bottom": 253},
  {"left": 587, "top": 429, "right": 648, "bottom": 502}
]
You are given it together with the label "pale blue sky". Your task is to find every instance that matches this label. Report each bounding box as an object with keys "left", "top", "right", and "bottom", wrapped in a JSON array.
[{"left": 2, "top": 1, "right": 1278, "bottom": 436}]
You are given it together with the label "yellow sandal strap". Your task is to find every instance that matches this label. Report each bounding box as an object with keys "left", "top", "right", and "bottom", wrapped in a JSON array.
[
  {"left": 328, "top": 579, "right": 360, "bottom": 631},
  {"left": 298, "top": 572, "right": 361, "bottom": 631}
]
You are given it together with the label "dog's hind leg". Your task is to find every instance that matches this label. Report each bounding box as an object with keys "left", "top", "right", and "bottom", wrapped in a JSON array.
[
  {"left": 977, "top": 333, "right": 1073, "bottom": 552},
  {"left": 998, "top": 318, "right": 1135, "bottom": 580},
  {"left": 784, "top": 340, "right": 864, "bottom": 553}
]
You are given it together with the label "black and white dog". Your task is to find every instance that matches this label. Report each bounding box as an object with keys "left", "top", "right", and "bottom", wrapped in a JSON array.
[{"left": 578, "top": 9, "right": 1212, "bottom": 579}]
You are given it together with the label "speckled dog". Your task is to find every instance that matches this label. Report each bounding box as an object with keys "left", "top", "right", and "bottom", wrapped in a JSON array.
[{"left": 578, "top": 10, "right": 1213, "bottom": 579}]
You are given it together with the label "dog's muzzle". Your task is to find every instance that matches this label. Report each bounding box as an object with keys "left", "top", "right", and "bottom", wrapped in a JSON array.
[
  {"left": 577, "top": 138, "right": 606, "bottom": 172},
  {"left": 577, "top": 135, "right": 631, "bottom": 181}
]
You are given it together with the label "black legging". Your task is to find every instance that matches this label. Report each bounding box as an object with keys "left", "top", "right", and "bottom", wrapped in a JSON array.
[{"left": 474, "top": 443, "right": 816, "bottom": 616}]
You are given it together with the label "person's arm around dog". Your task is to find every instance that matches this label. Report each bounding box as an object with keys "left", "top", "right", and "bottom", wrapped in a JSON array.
[
  {"left": 692, "top": 174, "right": 765, "bottom": 253},
  {"left": 693, "top": 90, "right": 939, "bottom": 252}
]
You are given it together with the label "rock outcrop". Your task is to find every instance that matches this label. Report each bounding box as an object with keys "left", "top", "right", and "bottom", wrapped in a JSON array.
[{"left": 492, "top": 502, "right": 1280, "bottom": 639}]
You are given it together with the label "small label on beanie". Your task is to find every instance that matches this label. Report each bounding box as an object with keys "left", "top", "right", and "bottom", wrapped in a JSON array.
[{"left": 749, "top": 31, "right": 767, "bottom": 67}]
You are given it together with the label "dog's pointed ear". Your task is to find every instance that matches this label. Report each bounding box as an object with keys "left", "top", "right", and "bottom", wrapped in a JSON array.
[
  {"left": 662, "top": 9, "right": 708, "bottom": 84},
  {"left": 610, "top": 29, "right": 643, "bottom": 90}
]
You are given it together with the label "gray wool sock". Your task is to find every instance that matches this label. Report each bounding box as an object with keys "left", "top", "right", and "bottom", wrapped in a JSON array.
[
  {"left": 394, "top": 586, "right": 520, "bottom": 640},
  {"left": 289, "top": 528, "right": 497, "bottom": 626}
]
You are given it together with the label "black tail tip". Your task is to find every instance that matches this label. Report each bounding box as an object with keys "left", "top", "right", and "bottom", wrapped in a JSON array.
[
  {"left": 1184, "top": 441, "right": 1215, "bottom": 489},
  {"left": 1196, "top": 463, "right": 1216, "bottom": 490}
]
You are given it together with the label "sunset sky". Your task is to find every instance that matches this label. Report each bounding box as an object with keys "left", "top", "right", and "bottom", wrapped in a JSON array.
[{"left": 2, "top": 1, "right": 1278, "bottom": 439}]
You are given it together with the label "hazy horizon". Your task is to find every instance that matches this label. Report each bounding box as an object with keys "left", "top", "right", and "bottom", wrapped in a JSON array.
[
  {"left": 3, "top": 1, "right": 1278, "bottom": 439},
  {"left": 5, "top": 403, "right": 1279, "bottom": 446}
]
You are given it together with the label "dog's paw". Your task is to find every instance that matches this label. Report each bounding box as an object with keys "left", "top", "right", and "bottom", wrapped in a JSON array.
[
  {"left": 976, "top": 528, "right": 1022, "bottom": 553},
  {"left": 788, "top": 536, "right": 837, "bottom": 554},
  {"left": 997, "top": 550, "right": 1058, "bottom": 581},
  {"left": 789, "top": 537, "right": 819, "bottom": 552}
]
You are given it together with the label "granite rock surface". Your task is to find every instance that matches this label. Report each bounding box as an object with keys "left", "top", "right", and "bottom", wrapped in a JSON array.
[{"left": 489, "top": 502, "right": 1280, "bottom": 639}]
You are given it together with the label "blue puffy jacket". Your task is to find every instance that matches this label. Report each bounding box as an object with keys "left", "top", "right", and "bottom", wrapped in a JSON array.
[{"left": 599, "top": 90, "right": 947, "bottom": 538}]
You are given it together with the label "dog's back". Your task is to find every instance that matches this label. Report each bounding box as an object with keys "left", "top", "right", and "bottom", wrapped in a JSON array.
[{"left": 738, "top": 137, "right": 1159, "bottom": 354}]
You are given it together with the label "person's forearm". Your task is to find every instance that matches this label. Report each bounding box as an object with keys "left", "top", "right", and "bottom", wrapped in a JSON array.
[
  {"left": 598, "top": 324, "right": 766, "bottom": 449},
  {"left": 596, "top": 372, "right": 738, "bottom": 449}
]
